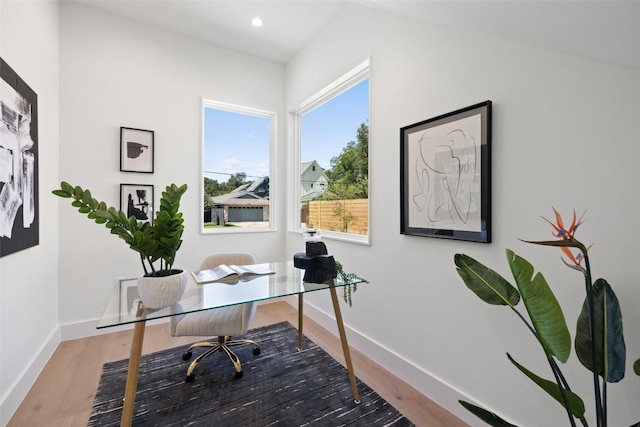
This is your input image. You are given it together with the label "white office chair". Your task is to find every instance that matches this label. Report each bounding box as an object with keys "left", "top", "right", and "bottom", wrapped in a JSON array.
[{"left": 170, "top": 252, "right": 260, "bottom": 381}]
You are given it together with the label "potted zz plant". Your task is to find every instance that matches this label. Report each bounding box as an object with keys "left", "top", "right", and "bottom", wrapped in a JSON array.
[{"left": 53, "top": 181, "right": 188, "bottom": 309}]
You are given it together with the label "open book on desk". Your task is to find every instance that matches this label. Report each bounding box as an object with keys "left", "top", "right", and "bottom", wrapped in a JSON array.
[{"left": 190, "top": 264, "right": 275, "bottom": 285}]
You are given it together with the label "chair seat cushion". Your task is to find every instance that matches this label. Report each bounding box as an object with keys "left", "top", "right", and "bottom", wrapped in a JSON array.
[{"left": 173, "top": 305, "right": 246, "bottom": 337}]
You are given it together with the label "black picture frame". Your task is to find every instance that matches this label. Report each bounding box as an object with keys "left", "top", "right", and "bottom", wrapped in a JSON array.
[
  {"left": 120, "top": 184, "right": 154, "bottom": 224},
  {"left": 400, "top": 100, "right": 492, "bottom": 243},
  {"left": 0, "top": 57, "right": 39, "bottom": 257},
  {"left": 120, "top": 127, "right": 154, "bottom": 173}
]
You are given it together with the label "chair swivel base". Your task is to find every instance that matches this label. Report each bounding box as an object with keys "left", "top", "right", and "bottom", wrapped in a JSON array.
[{"left": 182, "top": 336, "right": 260, "bottom": 382}]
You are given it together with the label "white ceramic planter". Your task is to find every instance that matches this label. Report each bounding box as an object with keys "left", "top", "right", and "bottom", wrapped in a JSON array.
[{"left": 137, "top": 270, "right": 188, "bottom": 309}]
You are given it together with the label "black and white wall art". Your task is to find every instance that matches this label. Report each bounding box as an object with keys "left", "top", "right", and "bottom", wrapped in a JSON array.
[
  {"left": 120, "top": 184, "right": 154, "bottom": 224},
  {"left": 400, "top": 101, "right": 492, "bottom": 243},
  {"left": 120, "top": 127, "right": 154, "bottom": 173},
  {"left": 0, "top": 58, "right": 39, "bottom": 257}
]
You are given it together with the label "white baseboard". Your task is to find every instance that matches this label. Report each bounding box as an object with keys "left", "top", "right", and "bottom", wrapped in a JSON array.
[
  {"left": 297, "top": 297, "right": 476, "bottom": 425},
  {"left": 1, "top": 327, "right": 60, "bottom": 427},
  {"left": 60, "top": 316, "right": 171, "bottom": 341}
]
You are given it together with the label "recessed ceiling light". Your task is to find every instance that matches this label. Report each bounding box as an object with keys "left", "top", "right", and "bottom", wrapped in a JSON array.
[{"left": 251, "top": 17, "right": 263, "bottom": 27}]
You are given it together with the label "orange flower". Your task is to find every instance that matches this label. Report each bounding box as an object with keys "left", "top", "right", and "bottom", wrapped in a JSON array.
[
  {"left": 542, "top": 208, "right": 590, "bottom": 267},
  {"left": 560, "top": 246, "right": 584, "bottom": 266},
  {"left": 542, "top": 207, "right": 585, "bottom": 240}
]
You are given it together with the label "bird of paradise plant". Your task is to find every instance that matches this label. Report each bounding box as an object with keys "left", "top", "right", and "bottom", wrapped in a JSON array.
[{"left": 454, "top": 208, "right": 640, "bottom": 427}]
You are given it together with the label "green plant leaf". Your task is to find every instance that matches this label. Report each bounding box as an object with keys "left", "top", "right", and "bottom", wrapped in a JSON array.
[
  {"left": 51, "top": 189, "right": 71, "bottom": 198},
  {"left": 507, "top": 353, "right": 585, "bottom": 418},
  {"left": 575, "top": 278, "right": 626, "bottom": 382},
  {"left": 634, "top": 359, "right": 640, "bottom": 376},
  {"left": 112, "top": 209, "right": 124, "bottom": 223},
  {"left": 454, "top": 254, "right": 520, "bottom": 306},
  {"left": 60, "top": 181, "right": 74, "bottom": 193},
  {"left": 506, "top": 249, "right": 571, "bottom": 362},
  {"left": 459, "top": 400, "right": 518, "bottom": 427},
  {"left": 81, "top": 189, "right": 92, "bottom": 205},
  {"left": 521, "top": 237, "right": 588, "bottom": 254},
  {"left": 72, "top": 185, "right": 83, "bottom": 198}
]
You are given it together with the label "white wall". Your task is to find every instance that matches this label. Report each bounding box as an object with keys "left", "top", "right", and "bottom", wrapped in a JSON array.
[
  {"left": 285, "top": 4, "right": 640, "bottom": 426},
  {"left": 0, "top": 1, "right": 60, "bottom": 424},
  {"left": 58, "top": 2, "right": 288, "bottom": 337},
  {"left": 3, "top": 2, "right": 640, "bottom": 426}
]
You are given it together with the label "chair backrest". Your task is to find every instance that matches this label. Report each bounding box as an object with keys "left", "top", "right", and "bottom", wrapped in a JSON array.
[
  {"left": 200, "top": 253, "right": 257, "bottom": 333},
  {"left": 169, "top": 252, "right": 258, "bottom": 337},
  {"left": 199, "top": 252, "right": 256, "bottom": 270}
]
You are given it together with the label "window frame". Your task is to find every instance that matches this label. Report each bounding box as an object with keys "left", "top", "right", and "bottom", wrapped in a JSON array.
[
  {"left": 290, "top": 59, "right": 370, "bottom": 245},
  {"left": 201, "top": 98, "right": 277, "bottom": 235}
]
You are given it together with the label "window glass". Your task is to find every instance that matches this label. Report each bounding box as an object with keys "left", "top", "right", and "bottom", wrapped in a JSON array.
[
  {"left": 295, "top": 62, "right": 369, "bottom": 243},
  {"left": 202, "top": 100, "right": 275, "bottom": 233}
]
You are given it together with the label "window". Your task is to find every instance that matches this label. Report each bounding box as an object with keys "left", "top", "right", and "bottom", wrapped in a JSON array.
[
  {"left": 201, "top": 99, "right": 275, "bottom": 233},
  {"left": 292, "top": 60, "right": 370, "bottom": 243}
]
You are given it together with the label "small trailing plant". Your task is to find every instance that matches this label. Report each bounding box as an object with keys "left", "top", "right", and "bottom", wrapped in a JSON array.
[
  {"left": 336, "top": 261, "right": 367, "bottom": 307},
  {"left": 454, "top": 208, "right": 640, "bottom": 427},
  {"left": 53, "top": 182, "right": 188, "bottom": 277}
]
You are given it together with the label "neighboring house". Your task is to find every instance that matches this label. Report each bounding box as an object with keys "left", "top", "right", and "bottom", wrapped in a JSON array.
[
  {"left": 210, "top": 176, "right": 269, "bottom": 223},
  {"left": 300, "top": 160, "right": 329, "bottom": 202},
  {"left": 209, "top": 161, "right": 327, "bottom": 225}
]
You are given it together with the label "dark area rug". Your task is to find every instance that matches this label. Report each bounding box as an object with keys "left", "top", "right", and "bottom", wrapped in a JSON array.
[{"left": 88, "top": 321, "right": 415, "bottom": 426}]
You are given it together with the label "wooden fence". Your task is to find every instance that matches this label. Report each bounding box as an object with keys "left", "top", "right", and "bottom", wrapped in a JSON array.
[{"left": 302, "top": 199, "right": 368, "bottom": 235}]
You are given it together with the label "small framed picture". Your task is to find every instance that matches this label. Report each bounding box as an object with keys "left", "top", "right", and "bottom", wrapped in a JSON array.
[
  {"left": 400, "top": 100, "right": 492, "bottom": 243},
  {"left": 120, "top": 184, "right": 154, "bottom": 224},
  {"left": 120, "top": 127, "right": 154, "bottom": 173}
]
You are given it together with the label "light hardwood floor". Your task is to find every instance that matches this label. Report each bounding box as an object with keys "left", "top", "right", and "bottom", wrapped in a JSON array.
[{"left": 8, "top": 301, "right": 468, "bottom": 427}]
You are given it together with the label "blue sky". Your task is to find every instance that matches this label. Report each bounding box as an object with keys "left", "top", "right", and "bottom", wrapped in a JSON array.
[
  {"left": 203, "top": 108, "right": 271, "bottom": 182},
  {"left": 204, "top": 78, "right": 369, "bottom": 183},
  {"left": 301, "top": 79, "right": 369, "bottom": 169}
]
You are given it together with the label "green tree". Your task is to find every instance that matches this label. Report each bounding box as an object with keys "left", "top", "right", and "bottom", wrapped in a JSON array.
[
  {"left": 320, "top": 122, "right": 368, "bottom": 200},
  {"left": 203, "top": 173, "right": 250, "bottom": 209},
  {"left": 203, "top": 177, "right": 221, "bottom": 209},
  {"left": 226, "top": 172, "right": 248, "bottom": 190}
]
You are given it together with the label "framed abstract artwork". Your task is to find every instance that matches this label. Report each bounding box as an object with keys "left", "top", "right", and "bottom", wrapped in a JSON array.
[
  {"left": 120, "top": 184, "right": 154, "bottom": 224},
  {"left": 0, "top": 57, "right": 39, "bottom": 257},
  {"left": 400, "top": 100, "right": 492, "bottom": 243},
  {"left": 120, "top": 127, "right": 154, "bottom": 173}
]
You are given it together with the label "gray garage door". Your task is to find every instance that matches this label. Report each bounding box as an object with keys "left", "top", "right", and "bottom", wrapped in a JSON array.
[{"left": 228, "top": 207, "right": 263, "bottom": 222}]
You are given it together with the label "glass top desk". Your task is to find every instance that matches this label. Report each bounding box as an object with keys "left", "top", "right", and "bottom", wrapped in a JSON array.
[{"left": 98, "top": 260, "right": 365, "bottom": 427}]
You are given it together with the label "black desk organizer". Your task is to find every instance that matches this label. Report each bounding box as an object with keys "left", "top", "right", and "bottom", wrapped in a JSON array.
[{"left": 293, "top": 241, "right": 336, "bottom": 284}]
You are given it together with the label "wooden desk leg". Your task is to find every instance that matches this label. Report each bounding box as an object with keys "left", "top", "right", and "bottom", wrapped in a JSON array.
[
  {"left": 298, "top": 293, "right": 304, "bottom": 350},
  {"left": 120, "top": 319, "right": 146, "bottom": 427},
  {"left": 329, "top": 286, "right": 360, "bottom": 403}
]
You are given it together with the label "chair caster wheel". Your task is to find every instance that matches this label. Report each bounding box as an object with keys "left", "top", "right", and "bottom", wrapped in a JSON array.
[
  {"left": 183, "top": 352, "right": 192, "bottom": 361},
  {"left": 234, "top": 370, "right": 244, "bottom": 379},
  {"left": 185, "top": 374, "right": 195, "bottom": 382},
  {"left": 253, "top": 347, "right": 261, "bottom": 355}
]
